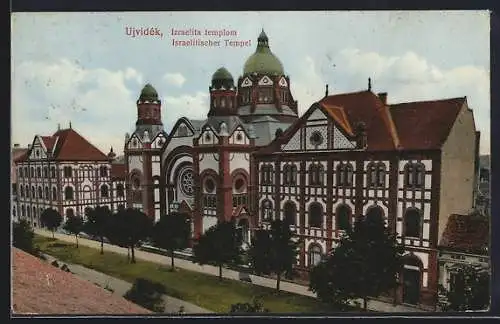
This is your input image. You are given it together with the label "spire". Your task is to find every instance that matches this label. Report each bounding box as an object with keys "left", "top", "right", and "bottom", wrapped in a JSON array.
[
  {"left": 57, "top": 123, "right": 61, "bottom": 131},
  {"left": 368, "top": 77, "right": 372, "bottom": 91},
  {"left": 325, "top": 84, "right": 329, "bottom": 97},
  {"left": 69, "top": 121, "right": 72, "bottom": 129}
]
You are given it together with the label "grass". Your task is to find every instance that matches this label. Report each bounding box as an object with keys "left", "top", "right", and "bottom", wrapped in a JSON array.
[{"left": 33, "top": 235, "right": 349, "bottom": 314}]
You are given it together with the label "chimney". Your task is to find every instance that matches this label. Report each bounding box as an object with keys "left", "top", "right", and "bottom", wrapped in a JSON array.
[
  {"left": 14, "top": 144, "right": 20, "bottom": 148},
  {"left": 378, "top": 92, "right": 387, "bottom": 105}
]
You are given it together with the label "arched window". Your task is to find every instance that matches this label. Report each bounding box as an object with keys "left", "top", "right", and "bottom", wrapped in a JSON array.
[
  {"left": 309, "top": 203, "right": 323, "bottom": 228},
  {"left": 308, "top": 244, "right": 323, "bottom": 267},
  {"left": 37, "top": 167, "right": 41, "bottom": 177},
  {"left": 31, "top": 186, "right": 35, "bottom": 198},
  {"left": 19, "top": 168, "right": 23, "bottom": 178},
  {"left": 404, "top": 163, "right": 414, "bottom": 186},
  {"left": 261, "top": 165, "right": 273, "bottom": 185},
  {"left": 32, "top": 206, "right": 36, "bottom": 218},
  {"left": 283, "top": 164, "right": 297, "bottom": 185},
  {"left": 365, "top": 206, "right": 385, "bottom": 225},
  {"left": 64, "top": 166, "right": 73, "bottom": 178},
  {"left": 13, "top": 206, "right": 16, "bottom": 218},
  {"left": 261, "top": 199, "right": 273, "bottom": 221},
  {"left": 64, "top": 186, "right": 74, "bottom": 200},
  {"left": 100, "top": 166, "right": 108, "bottom": 177},
  {"left": 415, "top": 164, "right": 425, "bottom": 188},
  {"left": 44, "top": 186, "right": 49, "bottom": 200},
  {"left": 337, "top": 164, "right": 353, "bottom": 187},
  {"left": 22, "top": 205, "right": 25, "bottom": 217},
  {"left": 284, "top": 201, "right": 297, "bottom": 225},
  {"left": 404, "top": 209, "right": 421, "bottom": 238},
  {"left": 20, "top": 186, "right": 24, "bottom": 198},
  {"left": 30, "top": 167, "right": 34, "bottom": 177},
  {"left": 100, "top": 185, "right": 109, "bottom": 198},
  {"left": 377, "top": 163, "right": 386, "bottom": 187},
  {"left": 51, "top": 166, "right": 56, "bottom": 178},
  {"left": 26, "top": 185, "right": 30, "bottom": 198},
  {"left": 336, "top": 204, "right": 351, "bottom": 231},
  {"left": 309, "top": 164, "right": 324, "bottom": 186},
  {"left": 27, "top": 207, "right": 30, "bottom": 218},
  {"left": 43, "top": 167, "right": 48, "bottom": 178},
  {"left": 116, "top": 184, "right": 125, "bottom": 197},
  {"left": 52, "top": 187, "right": 57, "bottom": 200},
  {"left": 66, "top": 208, "right": 75, "bottom": 218},
  {"left": 37, "top": 186, "right": 42, "bottom": 199}
]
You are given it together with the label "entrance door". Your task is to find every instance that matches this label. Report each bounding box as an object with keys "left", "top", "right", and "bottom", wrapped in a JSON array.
[{"left": 403, "top": 268, "right": 421, "bottom": 305}]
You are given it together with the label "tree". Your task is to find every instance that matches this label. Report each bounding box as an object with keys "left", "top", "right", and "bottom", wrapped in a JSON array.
[
  {"left": 84, "top": 206, "right": 112, "bottom": 254},
  {"left": 248, "top": 219, "right": 300, "bottom": 291},
  {"left": 438, "top": 264, "right": 490, "bottom": 311},
  {"left": 230, "top": 299, "right": 269, "bottom": 313},
  {"left": 151, "top": 212, "right": 191, "bottom": 270},
  {"left": 192, "top": 220, "right": 242, "bottom": 280},
  {"left": 124, "top": 278, "right": 166, "bottom": 312},
  {"left": 309, "top": 215, "right": 404, "bottom": 311},
  {"left": 107, "top": 208, "right": 153, "bottom": 263},
  {"left": 63, "top": 216, "right": 84, "bottom": 248},
  {"left": 40, "top": 208, "right": 63, "bottom": 238},
  {"left": 13, "top": 219, "right": 35, "bottom": 253}
]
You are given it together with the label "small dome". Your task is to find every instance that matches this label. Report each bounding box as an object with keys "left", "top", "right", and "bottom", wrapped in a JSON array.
[
  {"left": 212, "top": 67, "right": 233, "bottom": 81},
  {"left": 243, "top": 30, "right": 284, "bottom": 76},
  {"left": 139, "top": 83, "right": 158, "bottom": 101}
]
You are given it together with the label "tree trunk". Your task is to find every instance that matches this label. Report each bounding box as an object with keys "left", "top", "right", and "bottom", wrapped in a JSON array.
[
  {"left": 75, "top": 235, "right": 79, "bottom": 248},
  {"left": 131, "top": 246, "right": 136, "bottom": 263},
  {"left": 52, "top": 230, "right": 55, "bottom": 239},
  {"left": 170, "top": 250, "right": 175, "bottom": 270},
  {"left": 127, "top": 248, "right": 130, "bottom": 261},
  {"left": 363, "top": 298, "right": 368, "bottom": 311},
  {"left": 276, "top": 272, "right": 281, "bottom": 292},
  {"left": 219, "top": 264, "right": 223, "bottom": 280},
  {"left": 100, "top": 237, "right": 104, "bottom": 254}
]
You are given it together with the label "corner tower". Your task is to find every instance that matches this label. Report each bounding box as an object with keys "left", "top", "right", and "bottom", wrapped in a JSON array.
[{"left": 124, "top": 83, "right": 167, "bottom": 221}]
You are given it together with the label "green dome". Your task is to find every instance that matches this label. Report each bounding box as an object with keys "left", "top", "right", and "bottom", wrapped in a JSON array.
[
  {"left": 243, "top": 30, "right": 284, "bottom": 76},
  {"left": 139, "top": 83, "right": 158, "bottom": 101},
  {"left": 212, "top": 67, "right": 233, "bottom": 81}
]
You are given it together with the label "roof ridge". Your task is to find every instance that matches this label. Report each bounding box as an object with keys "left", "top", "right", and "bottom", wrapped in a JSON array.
[{"left": 389, "top": 96, "right": 466, "bottom": 108}]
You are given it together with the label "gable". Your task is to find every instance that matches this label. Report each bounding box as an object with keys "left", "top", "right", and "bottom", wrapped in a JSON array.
[
  {"left": 280, "top": 104, "right": 357, "bottom": 152},
  {"left": 150, "top": 132, "right": 167, "bottom": 149},
  {"left": 278, "top": 77, "right": 288, "bottom": 87},
  {"left": 229, "top": 126, "right": 249, "bottom": 145},
  {"left": 128, "top": 134, "right": 143, "bottom": 149},
  {"left": 258, "top": 76, "right": 273, "bottom": 86},
  {"left": 241, "top": 77, "right": 253, "bottom": 87},
  {"left": 173, "top": 122, "right": 194, "bottom": 138},
  {"left": 199, "top": 126, "right": 218, "bottom": 145},
  {"left": 29, "top": 137, "right": 47, "bottom": 160}
]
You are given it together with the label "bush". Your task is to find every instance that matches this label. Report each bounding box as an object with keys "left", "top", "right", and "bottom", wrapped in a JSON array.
[
  {"left": 123, "top": 278, "right": 166, "bottom": 313},
  {"left": 61, "top": 264, "right": 71, "bottom": 272},
  {"left": 13, "top": 219, "right": 35, "bottom": 253},
  {"left": 51, "top": 260, "right": 59, "bottom": 267}
]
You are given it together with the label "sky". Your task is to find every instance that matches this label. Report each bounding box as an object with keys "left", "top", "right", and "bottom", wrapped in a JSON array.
[{"left": 11, "top": 11, "right": 491, "bottom": 155}]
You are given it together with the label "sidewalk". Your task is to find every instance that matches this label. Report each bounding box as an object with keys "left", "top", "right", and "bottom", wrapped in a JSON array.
[
  {"left": 41, "top": 253, "right": 212, "bottom": 314},
  {"left": 35, "top": 228, "right": 425, "bottom": 313}
]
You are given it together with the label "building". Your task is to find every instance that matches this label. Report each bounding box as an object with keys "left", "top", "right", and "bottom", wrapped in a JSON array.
[
  {"left": 11, "top": 144, "right": 29, "bottom": 222},
  {"left": 13, "top": 125, "right": 127, "bottom": 227},
  {"left": 12, "top": 248, "right": 150, "bottom": 315},
  {"left": 437, "top": 213, "right": 489, "bottom": 307},
  {"left": 122, "top": 30, "right": 481, "bottom": 309}
]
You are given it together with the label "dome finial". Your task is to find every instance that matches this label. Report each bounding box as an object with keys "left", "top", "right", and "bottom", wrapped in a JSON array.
[{"left": 368, "top": 77, "right": 372, "bottom": 91}]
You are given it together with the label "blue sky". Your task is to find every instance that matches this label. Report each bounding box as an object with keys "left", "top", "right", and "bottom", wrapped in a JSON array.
[{"left": 11, "top": 11, "right": 490, "bottom": 155}]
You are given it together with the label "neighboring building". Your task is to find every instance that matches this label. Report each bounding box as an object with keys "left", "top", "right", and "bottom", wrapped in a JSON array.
[
  {"left": 12, "top": 248, "right": 150, "bottom": 315},
  {"left": 11, "top": 144, "right": 29, "bottom": 222},
  {"left": 123, "top": 30, "right": 480, "bottom": 310},
  {"left": 475, "top": 155, "right": 490, "bottom": 216},
  {"left": 14, "top": 125, "right": 126, "bottom": 227},
  {"left": 438, "top": 213, "right": 489, "bottom": 305}
]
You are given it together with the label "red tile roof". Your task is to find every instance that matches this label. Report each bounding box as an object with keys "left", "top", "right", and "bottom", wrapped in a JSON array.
[
  {"left": 319, "top": 90, "right": 399, "bottom": 151},
  {"left": 12, "top": 248, "right": 151, "bottom": 315},
  {"left": 12, "top": 149, "right": 29, "bottom": 163},
  {"left": 439, "top": 213, "right": 489, "bottom": 254},
  {"left": 389, "top": 97, "right": 465, "bottom": 150},
  {"left": 41, "top": 136, "right": 57, "bottom": 153},
  {"left": 111, "top": 164, "right": 126, "bottom": 180},
  {"left": 319, "top": 103, "right": 354, "bottom": 136},
  {"left": 51, "top": 128, "right": 109, "bottom": 161}
]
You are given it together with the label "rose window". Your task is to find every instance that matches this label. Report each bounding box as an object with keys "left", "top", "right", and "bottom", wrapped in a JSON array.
[{"left": 179, "top": 168, "right": 194, "bottom": 197}]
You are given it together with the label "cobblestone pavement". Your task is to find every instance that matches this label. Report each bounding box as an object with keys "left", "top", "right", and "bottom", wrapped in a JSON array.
[
  {"left": 41, "top": 253, "right": 212, "bottom": 314},
  {"left": 35, "top": 229, "right": 426, "bottom": 313}
]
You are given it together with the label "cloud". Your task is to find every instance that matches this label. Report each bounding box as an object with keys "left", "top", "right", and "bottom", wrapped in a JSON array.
[
  {"left": 163, "top": 91, "right": 209, "bottom": 128},
  {"left": 291, "top": 50, "right": 490, "bottom": 154},
  {"left": 12, "top": 59, "right": 142, "bottom": 156},
  {"left": 163, "top": 72, "right": 186, "bottom": 87}
]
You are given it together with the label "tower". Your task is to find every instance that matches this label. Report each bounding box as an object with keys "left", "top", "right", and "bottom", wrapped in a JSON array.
[{"left": 124, "top": 84, "right": 167, "bottom": 220}]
